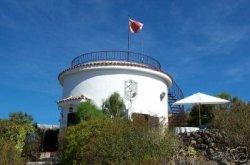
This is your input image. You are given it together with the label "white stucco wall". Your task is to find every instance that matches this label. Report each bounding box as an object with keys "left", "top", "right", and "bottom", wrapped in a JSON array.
[{"left": 59, "top": 65, "right": 172, "bottom": 128}]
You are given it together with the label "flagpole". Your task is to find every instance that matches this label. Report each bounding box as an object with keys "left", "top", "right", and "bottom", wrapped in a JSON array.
[
  {"left": 141, "top": 39, "right": 144, "bottom": 54},
  {"left": 128, "top": 16, "right": 130, "bottom": 51},
  {"left": 127, "top": 15, "right": 130, "bottom": 60}
]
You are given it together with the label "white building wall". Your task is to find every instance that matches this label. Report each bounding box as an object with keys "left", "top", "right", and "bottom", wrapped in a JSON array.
[{"left": 59, "top": 65, "right": 171, "bottom": 128}]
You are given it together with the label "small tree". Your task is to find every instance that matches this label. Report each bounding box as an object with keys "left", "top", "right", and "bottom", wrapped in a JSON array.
[
  {"left": 0, "top": 112, "right": 37, "bottom": 162},
  {"left": 215, "top": 92, "right": 246, "bottom": 110},
  {"left": 188, "top": 105, "right": 213, "bottom": 126},
  {"left": 102, "top": 92, "right": 126, "bottom": 118},
  {"left": 76, "top": 101, "right": 104, "bottom": 123},
  {"left": 0, "top": 120, "right": 35, "bottom": 153},
  {"left": 9, "top": 111, "right": 34, "bottom": 125}
]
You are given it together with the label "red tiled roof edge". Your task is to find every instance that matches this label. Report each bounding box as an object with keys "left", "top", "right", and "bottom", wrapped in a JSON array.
[{"left": 57, "top": 95, "right": 90, "bottom": 104}]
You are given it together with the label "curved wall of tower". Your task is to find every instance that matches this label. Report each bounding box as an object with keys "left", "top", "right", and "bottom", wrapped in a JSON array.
[{"left": 58, "top": 53, "right": 172, "bottom": 129}]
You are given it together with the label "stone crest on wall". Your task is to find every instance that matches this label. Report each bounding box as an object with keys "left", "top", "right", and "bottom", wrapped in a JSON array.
[{"left": 124, "top": 79, "right": 137, "bottom": 101}]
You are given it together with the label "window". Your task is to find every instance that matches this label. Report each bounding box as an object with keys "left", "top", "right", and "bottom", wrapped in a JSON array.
[{"left": 69, "top": 107, "right": 73, "bottom": 113}]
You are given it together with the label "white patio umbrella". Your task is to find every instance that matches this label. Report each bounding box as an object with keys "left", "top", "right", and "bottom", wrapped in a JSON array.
[{"left": 173, "top": 92, "right": 230, "bottom": 127}]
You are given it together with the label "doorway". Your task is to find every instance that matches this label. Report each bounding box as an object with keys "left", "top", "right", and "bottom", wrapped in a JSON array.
[{"left": 67, "top": 112, "right": 78, "bottom": 126}]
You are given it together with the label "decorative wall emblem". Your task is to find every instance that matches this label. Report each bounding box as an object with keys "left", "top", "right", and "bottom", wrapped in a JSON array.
[
  {"left": 160, "top": 92, "right": 166, "bottom": 101},
  {"left": 124, "top": 79, "right": 137, "bottom": 101}
]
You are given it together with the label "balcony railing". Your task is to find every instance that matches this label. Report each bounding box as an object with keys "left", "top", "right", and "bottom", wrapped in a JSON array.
[{"left": 71, "top": 51, "right": 161, "bottom": 70}]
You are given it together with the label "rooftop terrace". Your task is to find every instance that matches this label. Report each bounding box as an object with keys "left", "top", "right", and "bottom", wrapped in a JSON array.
[{"left": 71, "top": 51, "right": 161, "bottom": 70}]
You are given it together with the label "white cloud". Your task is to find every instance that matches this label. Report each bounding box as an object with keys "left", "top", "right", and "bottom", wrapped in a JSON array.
[{"left": 168, "top": 0, "right": 250, "bottom": 56}]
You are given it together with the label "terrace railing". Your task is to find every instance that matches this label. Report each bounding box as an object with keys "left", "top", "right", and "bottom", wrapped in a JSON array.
[{"left": 71, "top": 51, "right": 161, "bottom": 70}]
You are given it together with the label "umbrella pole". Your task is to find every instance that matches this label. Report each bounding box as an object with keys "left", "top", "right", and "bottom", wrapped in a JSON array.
[{"left": 199, "top": 104, "right": 201, "bottom": 128}]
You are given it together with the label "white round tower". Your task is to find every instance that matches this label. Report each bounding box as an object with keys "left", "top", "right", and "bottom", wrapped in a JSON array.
[{"left": 58, "top": 51, "right": 173, "bottom": 129}]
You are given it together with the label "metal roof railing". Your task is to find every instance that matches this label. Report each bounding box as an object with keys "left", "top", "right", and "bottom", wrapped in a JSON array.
[{"left": 71, "top": 51, "right": 161, "bottom": 70}]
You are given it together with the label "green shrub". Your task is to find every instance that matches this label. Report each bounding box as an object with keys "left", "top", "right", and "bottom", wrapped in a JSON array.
[
  {"left": 0, "top": 112, "right": 36, "bottom": 163},
  {"left": 59, "top": 118, "right": 180, "bottom": 164},
  {"left": 0, "top": 138, "right": 25, "bottom": 165},
  {"left": 0, "top": 120, "right": 35, "bottom": 153},
  {"left": 22, "top": 132, "right": 41, "bottom": 161},
  {"left": 212, "top": 93, "right": 250, "bottom": 154},
  {"left": 76, "top": 101, "right": 104, "bottom": 122},
  {"left": 212, "top": 107, "right": 250, "bottom": 151}
]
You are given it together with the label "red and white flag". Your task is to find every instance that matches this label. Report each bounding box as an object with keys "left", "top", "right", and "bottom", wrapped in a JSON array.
[{"left": 129, "top": 18, "right": 143, "bottom": 33}]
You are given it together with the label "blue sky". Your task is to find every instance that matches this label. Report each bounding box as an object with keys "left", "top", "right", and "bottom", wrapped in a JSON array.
[{"left": 0, "top": 0, "right": 250, "bottom": 124}]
